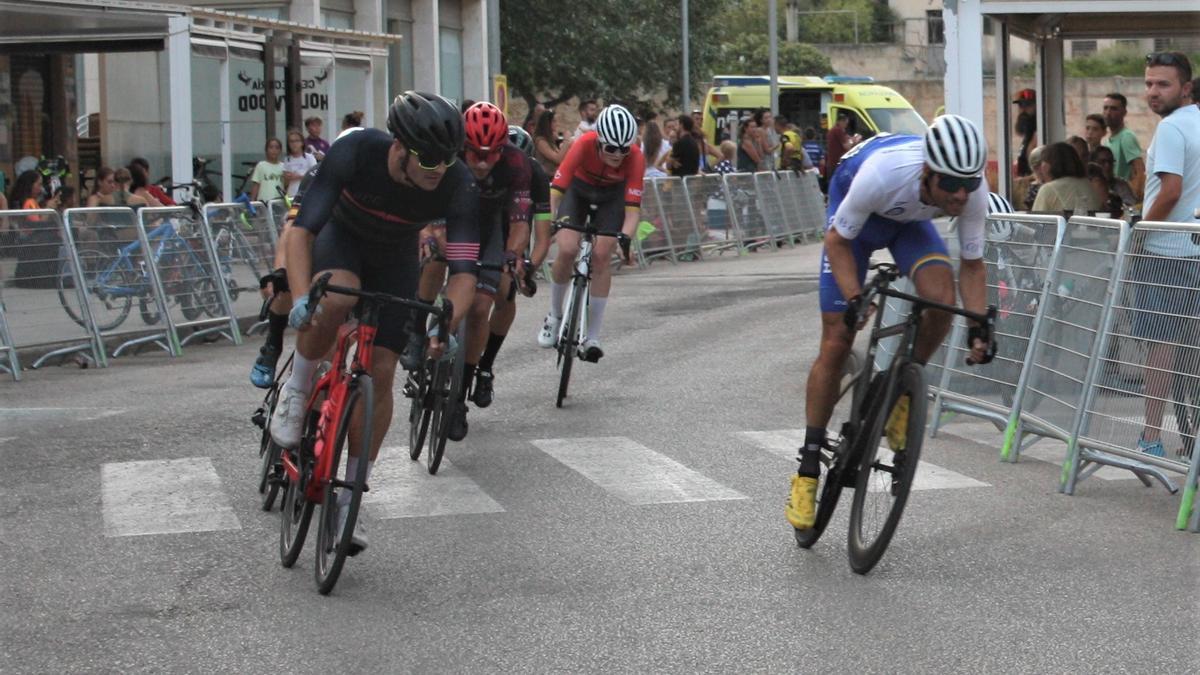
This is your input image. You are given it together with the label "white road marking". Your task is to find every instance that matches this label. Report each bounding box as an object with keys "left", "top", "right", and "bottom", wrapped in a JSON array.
[
  {"left": 0, "top": 407, "right": 126, "bottom": 422},
  {"left": 736, "top": 429, "right": 991, "bottom": 491},
  {"left": 531, "top": 436, "right": 746, "bottom": 505},
  {"left": 101, "top": 458, "right": 240, "bottom": 536},
  {"left": 364, "top": 450, "right": 504, "bottom": 519}
]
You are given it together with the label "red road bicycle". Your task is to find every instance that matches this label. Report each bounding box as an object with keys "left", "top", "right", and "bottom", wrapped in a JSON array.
[{"left": 277, "top": 272, "right": 450, "bottom": 594}]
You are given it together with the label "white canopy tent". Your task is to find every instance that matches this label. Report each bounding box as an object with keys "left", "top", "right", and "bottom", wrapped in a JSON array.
[{"left": 943, "top": 0, "right": 1200, "bottom": 196}]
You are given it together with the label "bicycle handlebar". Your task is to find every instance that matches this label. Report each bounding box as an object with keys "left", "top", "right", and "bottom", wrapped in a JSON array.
[
  {"left": 552, "top": 217, "right": 630, "bottom": 242},
  {"left": 861, "top": 262, "right": 996, "bottom": 327},
  {"left": 306, "top": 272, "right": 451, "bottom": 338}
]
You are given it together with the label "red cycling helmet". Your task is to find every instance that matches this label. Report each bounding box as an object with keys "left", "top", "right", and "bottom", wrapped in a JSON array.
[{"left": 463, "top": 102, "right": 508, "bottom": 152}]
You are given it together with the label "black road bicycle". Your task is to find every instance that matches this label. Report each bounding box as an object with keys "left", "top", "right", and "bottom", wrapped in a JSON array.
[{"left": 795, "top": 262, "right": 996, "bottom": 574}]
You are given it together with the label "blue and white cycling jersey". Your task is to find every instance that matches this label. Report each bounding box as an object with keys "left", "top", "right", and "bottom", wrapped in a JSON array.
[
  {"left": 828, "top": 133, "right": 987, "bottom": 260},
  {"left": 818, "top": 133, "right": 990, "bottom": 312}
]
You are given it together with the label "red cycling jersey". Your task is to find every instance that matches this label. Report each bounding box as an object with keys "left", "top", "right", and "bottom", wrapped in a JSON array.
[{"left": 550, "top": 131, "right": 645, "bottom": 208}]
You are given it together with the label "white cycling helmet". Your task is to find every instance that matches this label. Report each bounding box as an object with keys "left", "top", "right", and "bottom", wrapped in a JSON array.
[
  {"left": 986, "top": 191, "right": 1016, "bottom": 241},
  {"left": 924, "top": 114, "right": 987, "bottom": 178},
  {"left": 594, "top": 104, "right": 637, "bottom": 148}
]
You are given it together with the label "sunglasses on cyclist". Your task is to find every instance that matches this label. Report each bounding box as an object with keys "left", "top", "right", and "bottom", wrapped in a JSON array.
[
  {"left": 934, "top": 173, "right": 982, "bottom": 194},
  {"left": 467, "top": 146, "right": 503, "bottom": 165},
  {"left": 409, "top": 147, "right": 456, "bottom": 171},
  {"left": 599, "top": 142, "right": 631, "bottom": 155}
]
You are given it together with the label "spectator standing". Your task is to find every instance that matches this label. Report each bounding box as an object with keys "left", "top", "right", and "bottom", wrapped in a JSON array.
[
  {"left": 824, "top": 113, "right": 853, "bottom": 178},
  {"left": 736, "top": 118, "right": 762, "bottom": 172},
  {"left": 524, "top": 102, "right": 546, "bottom": 135},
  {"left": 533, "top": 109, "right": 569, "bottom": 177},
  {"left": 667, "top": 114, "right": 701, "bottom": 177},
  {"left": 249, "top": 137, "right": 286, "bottom": 202},
  {"left": 1102, "top": 92, "right": 1146, "bottom": 199},
  {"left": 1015, "top": 145, "right": 1047, "bottom": 210},
  {"left": 1083, "top": 114, "right": 1106, "bottom": 155},
  {"left": 574, "top": 99, "right": 598, "bottom": 138},
  {"left": 1089, "top": 146, "right": 1137, "bottom": 207},
  {"left": 341, "top": 111, "right": 364, "bottom": 131},
  {"left": 1132, "top": 52, "right": 1200, "bottom": 458},
  {"left": 304, "top": 116, "right": 329, "bottom": 160},
  {"left": 6, "top": 170, "right": 60, "bottom": 288},
  {"left": 1013, "top": 88, "right": 1038, "bottom": 176},
  {"left": 642, "top": 121, "right": 668, "bottom": 178},
  {"left": 714, "top": 141, "right": 736, "bottom": 174},
  {"left": 754, "top": 109, "right": 780, "bottom": 171},
  {"left": 1031, "top": 142, "right": 1103, "bottom": 213},
  {"left": 9, "top": 170, "right": 45, "bottom": 212},
  {"left": 1067, "top": 135, "right": 1089, "bottom": 163},
  {"left": 282, "top": 128, "right": 318, "bottom": 198},
  {"left": 775, "top": 115, "right": 813, "bottom": 173},
  {"left": 802, "top": 127, "right": 824, "bottom": 172}
]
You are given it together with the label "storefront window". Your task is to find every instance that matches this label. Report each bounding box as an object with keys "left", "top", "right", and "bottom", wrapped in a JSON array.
[
  {"left": 387, "top": 19, "right": 414, "bottom": 99},
  {"left": 439, "top": 28, "right": 463, "bottom": 106},
  {"left": 190, "top": 54, "right": 224, "bottom": 192},
  {"left": 335, "top": 59, "right": 370, "bottom": 128},
  {"left": 230, "top": 54, "right": 267, "bottom": 193},
  {"left": 300, "top": 52, "right": 334, "bottom": 133}
]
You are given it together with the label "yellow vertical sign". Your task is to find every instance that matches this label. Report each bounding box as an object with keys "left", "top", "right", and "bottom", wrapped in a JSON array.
[{"left": 493, "top": 74, "right": 508, "bottom": 117}]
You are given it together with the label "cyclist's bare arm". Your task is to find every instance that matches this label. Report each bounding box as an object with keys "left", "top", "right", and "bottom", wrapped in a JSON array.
[
  {"left": 285, "top": 228, "right": 315, "bottom": 301},
  {"left": 959, "top": 257, "right": 991, "bottom": 362},
  {"left": 824, "top": 228, "right": 864, "bottom": 309}
]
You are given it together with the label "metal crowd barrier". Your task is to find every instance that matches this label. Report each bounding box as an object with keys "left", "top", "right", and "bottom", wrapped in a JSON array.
[
  {"left": 135, "top": 207, "right": 240, "bottom": 351},
  {"left": 267, "top": 198, "right": 290, "bottom": 232},
  {"left": 752, "top": 172, "right": 797, "bottom": 248},
  {"left": 1, "top": 208, "right": 107, "bottom": 369},
  {"left": 1064, "top": 220, "right": 1200, "bottom": 531},
  {"left": 778, "top": 171, "right": 826, "bottom": 243},
  {"left": 0, "top": 300, "right": 17, "bottom": 380},
  {"left": 721, "top": 172, "right": 773, "bottom": 251},
  {"left": 682, "top": 174, "right": 740, "bottom": 256},
  {"left": 929, "top": 214, "right": 1065, "bottom": 454},
  {"left": 637, "top": 177, "right": 674, "bottom": 264},
  {"left": 202, "top": 202, "right": 279, "bottom": 329}
]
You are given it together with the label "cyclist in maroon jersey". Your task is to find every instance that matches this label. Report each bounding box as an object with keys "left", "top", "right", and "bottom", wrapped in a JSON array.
[{"left": 536, "top": 104, "right": 643, "bottom": 362}]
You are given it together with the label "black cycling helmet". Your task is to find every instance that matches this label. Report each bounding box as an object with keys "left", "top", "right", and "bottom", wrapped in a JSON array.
[{"left": 386, "top": 91, "right": 464, "bottom": 165}]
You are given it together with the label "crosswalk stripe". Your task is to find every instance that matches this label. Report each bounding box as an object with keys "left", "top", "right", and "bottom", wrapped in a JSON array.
[
  {"left": 531, "top": 436, "right": 747, "bottom": 505},
  {"left": 735, "top": 429, "right": 990, "bottom": 491},
  {"left": 364, "top": 449, "right": 505, "bottom": 519},
  {"left": 101, "top": 458, "right": 240, "bottom": 537}
]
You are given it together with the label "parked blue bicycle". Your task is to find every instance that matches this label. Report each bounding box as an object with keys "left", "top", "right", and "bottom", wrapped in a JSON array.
[{"left": 57, "top": 216, "right": 221, "bottom": 331}]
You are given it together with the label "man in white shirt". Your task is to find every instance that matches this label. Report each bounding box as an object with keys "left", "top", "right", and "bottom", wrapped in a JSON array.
[
  {"left": 574, "top": 99, "right": 598, "bottom": 138},
  {"left": 1131, "top": 52, "right": 1200, "bottom": 459}
]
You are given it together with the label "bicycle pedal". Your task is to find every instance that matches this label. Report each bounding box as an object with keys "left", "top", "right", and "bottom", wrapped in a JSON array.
[{"left": 251, "top": 409, "right": 266, "bottom": 429}]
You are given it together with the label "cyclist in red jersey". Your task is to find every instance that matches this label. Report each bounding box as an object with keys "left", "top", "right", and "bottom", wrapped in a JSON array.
[{"left": 536, "top": 104, "right": 643, "bottom": 361}]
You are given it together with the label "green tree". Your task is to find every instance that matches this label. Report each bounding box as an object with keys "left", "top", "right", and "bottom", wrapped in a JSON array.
[
  {"left": 712, "top": 0, "right": 895, "bottom": 46},
  {"left": 711, "top": 34, "right": 834, "bottom": 76},
  {"left": 500, "top": 0, "right": 726, "bottom": 109}
]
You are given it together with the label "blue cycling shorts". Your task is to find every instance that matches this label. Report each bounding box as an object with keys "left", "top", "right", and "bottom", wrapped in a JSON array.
[{"left": 818, "top": 183, "right": 951, "bottom": 313}]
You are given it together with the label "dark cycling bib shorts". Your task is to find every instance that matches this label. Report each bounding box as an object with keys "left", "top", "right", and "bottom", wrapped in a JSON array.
[{"left": 558, "top": 178, "right": 626, "bottom": 233}]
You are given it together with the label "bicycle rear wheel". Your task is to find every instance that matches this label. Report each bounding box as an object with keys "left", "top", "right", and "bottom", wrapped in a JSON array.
[
  {"left": 315, "top": 375, "right": 373, "bottom": 594},
  {"left": 59, "top": 249, "right": 133, "bottom": 331},
  {"left": 280, "top": 406, "right": 320, "bottom": 567},
  {"left": 847, "top": 362, "right": 927, "bottom": 574},
  {"left": 427, "top": 318, "right": 468, "bottom": 475},
  {"left": 258, "top": 356, "right": 293, "bottom": 510},
  {"left": 556, "top": 278, "right": 586, "bottom": 408},
  {"left": 407, "top": 367, "right": 432, "bottom": 461},
  {"left": 795, "top": 349, "right": 870, "bottom": 549}
]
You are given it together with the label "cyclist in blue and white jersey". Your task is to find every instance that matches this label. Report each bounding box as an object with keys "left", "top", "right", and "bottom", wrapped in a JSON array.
[{"left": 787, "top": 115, "right": 998, "bottom": 530}]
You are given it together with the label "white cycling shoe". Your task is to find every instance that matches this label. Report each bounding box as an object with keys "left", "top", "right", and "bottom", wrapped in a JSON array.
[
  {"left": 579, "top": 338, "right": 604, "bottom": 362},
  {"left": 269, "top": 386, "right": 307, "bottom": 448},
  {"left": 537, "top": 314, "right": 561, "bottom": 349}
]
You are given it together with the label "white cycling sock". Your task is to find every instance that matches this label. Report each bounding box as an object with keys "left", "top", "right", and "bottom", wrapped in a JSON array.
[
  {"left": 339, "top": 457, "right": 374, "bottom": 506},
  {"left": 285, "top": 353, "right": 319, "bottom": 394},
  {"left": 549, "top": 282, "right": 568, "bottom": 320},
  {"left": 586, "top": 296, "right": 607, "bottom": 342}
]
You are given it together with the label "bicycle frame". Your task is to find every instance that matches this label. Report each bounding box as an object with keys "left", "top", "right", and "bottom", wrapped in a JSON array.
[{"left": 93, "top": 220, "right": 201, "bottom": 299}]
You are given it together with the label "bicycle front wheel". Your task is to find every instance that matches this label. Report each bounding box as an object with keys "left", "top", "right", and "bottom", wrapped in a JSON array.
[
  {"left": 847, "top": 362, "right": 927, "bottom": 574},
  {"left": 407, "top": 368, "right": 432, "bottom": 461},
  {"left": 315, "top": 375, "right": 373, "bottom": 595},
  {"left": 59, "top": 249, "right": 133, "bottom": 331},
  {"left": 556, "top": 278, "right": 587, "bottom": 408},
  {"left": 427, "top": 318, "right": 468, "bottom": 475}
]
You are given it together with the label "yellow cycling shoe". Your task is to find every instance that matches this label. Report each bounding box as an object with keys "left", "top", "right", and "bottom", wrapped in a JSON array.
[
  {"left": 786, "top": 474, "right": 819, "bottom": 530},
  {"left": 885, "top": 394, "right": 910, "bottom": 452}
]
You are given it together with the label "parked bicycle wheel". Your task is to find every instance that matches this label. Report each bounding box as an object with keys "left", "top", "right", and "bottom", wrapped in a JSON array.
[
  {"left": 795, "top": 349, "right": 869, "bottom": 549},
  {"left": 426, "top": 318, "right": 468, "bottom": 475},
  {"left": 314, "top": 375, "right": 373, "bottom": 595},
  {"left": 847, "top": 361, "right": 927, "bottom": 574},
  {"left": 556, "top": 278, "right": 587, "bottom": 408},
  {"left": 58, "top": 249, "right": 133, "bottom": 331}
]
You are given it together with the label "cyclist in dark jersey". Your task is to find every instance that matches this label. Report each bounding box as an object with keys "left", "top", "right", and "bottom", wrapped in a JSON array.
[
  {"left": 408, "top": 102, "right": 530, "bottom": 441},
  {"left": 269, "top": 92, "right": 479, "bottom": 554},
  {"left": 536, "top": 104, "right": 642, "bottom": 363},
  {"left": 470, "top": 124, "right": 551, "bottom": 409}
]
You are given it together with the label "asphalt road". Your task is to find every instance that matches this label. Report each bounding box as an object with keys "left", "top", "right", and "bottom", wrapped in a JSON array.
[{"left": 2, "top": 243, "right": 1197, "bottom": 673}]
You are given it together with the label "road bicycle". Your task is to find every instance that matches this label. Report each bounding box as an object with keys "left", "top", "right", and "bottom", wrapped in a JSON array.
[
  {"left": 794, "top": 262, "right": 996, "bottom": 574},
  {"left": 278, "top": 273, "right": 448, "bottom": 594},
  {"left": 252, "top": 350, "right": 295, "bottom": 511},
  {"left": 551, "top": 208, "right": 630, "bottom": 408},
  {"left": 404, "top": 242, "right": 467, "bottom": 475},
  {"left": 57, "top": 216, "right": 220, "bottom": 331}
]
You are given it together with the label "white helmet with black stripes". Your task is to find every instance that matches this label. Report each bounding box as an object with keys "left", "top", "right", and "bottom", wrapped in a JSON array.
[
  {"left": 924, "top": 114, "right": 987, "bottom": 178},
  {"left": 595, "top": 104, "right": 637, "bottom": 148}
]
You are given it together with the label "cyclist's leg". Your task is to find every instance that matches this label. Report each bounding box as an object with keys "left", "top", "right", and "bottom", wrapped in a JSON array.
[
  {"left": 251, "top": 225, "right": 292, "bottom": 387},
  {"left": 889, "top": 219, "right": 954, "bottom": 364},
  {"left": 480, "top": 272, "right": 517, "bottom": 371},
  {"left": 580, "top": 190, "right": 626, "bottom": 354}
]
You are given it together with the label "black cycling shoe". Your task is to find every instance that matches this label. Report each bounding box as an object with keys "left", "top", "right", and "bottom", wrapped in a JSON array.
[
  {"left": 471, "top": 370, "right": 494, "bottom": 408},
  {"left": 448, "top": 401, "right": 469, "bottom": 442},
  {"left": 399, "top": 328, "right": 425, "bottom": 371}
]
